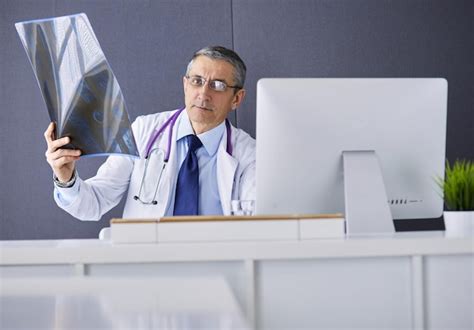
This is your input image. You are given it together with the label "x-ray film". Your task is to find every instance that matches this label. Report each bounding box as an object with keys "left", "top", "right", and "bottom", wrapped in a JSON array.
[{"left": 15, "top": 13, "right": 139, "bottom": 157}]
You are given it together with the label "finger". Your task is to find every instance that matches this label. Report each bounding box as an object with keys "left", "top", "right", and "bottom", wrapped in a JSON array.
[
  {"left": 47, "top": 149, "right": 81, "bottom": 164},
  {"left": 48, "top": 148, "right": 81, "bottom": 161},
  {"left": 52, "top": 156, "right": 80, "bottom": 168},
  {"left": 44, "top": 122, "right": 55, "bottom": 144},
  {"left": 48, "top": 136, "right": 72, "bottom": 153}
]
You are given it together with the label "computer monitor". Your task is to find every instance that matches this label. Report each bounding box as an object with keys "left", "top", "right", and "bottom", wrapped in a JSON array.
[{"left": 255, "top": 78, "right": 447, "bottom": 235}]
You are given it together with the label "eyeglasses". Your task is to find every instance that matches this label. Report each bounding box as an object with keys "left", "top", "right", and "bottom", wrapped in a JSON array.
[{"left": 186, "top": 75, "right": 241, "bottom": 92}]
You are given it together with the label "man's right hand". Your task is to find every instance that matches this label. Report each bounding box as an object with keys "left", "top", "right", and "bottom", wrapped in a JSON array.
[{"left": 44, "top": 122, "right": 81, "bottom": 183}]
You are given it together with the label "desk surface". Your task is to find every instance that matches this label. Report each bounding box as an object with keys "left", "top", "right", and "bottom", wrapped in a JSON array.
[{"left": 1, "top": 231, "right": 472, "bottom": 265}]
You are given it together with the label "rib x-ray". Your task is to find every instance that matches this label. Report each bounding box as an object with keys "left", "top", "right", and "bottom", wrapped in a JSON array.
[{"left": 15, "top": 13, "right": 139, "bottom": 157}]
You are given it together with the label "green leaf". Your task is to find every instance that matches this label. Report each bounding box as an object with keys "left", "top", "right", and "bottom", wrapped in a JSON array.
[{"left": 436, "top": 159, "right": 474, "bottom": 211}]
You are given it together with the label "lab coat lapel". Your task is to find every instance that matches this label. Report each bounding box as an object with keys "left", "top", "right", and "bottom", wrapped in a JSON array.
[
  {"left": 156, "top": 115, "right": 180, "bottom": 215},
  {"left": 217, "top": 128, "right": 238, "bottom": 215}
]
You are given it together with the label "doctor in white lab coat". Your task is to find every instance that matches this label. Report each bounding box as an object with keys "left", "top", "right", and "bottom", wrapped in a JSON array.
[{"left": 44, "top": 46, "right": 255, "bottom": 220}]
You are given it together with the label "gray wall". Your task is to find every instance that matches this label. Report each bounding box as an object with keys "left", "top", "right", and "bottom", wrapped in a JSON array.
[{"left": 1, "top": 0, "right": 473, "bottom": 239}]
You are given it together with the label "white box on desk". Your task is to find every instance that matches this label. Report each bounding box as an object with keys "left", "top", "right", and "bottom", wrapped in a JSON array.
[
  {"left": 157, "top": 220, "right": 299, "bottom": 243},
  {"left": 110, "top": 215, "right": 345, "bottom": 244},
  {"left": 299, "top": 218, "right": 345, "bottom": 239},
  {"left": 111, "top": 220, "right": 158, "bottom": 243}
]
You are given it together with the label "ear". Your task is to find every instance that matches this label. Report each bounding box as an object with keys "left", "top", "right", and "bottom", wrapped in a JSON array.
[
  {"left": 231, "top": 88, "right": 246, "bottom": 110},
  {"left": 183, "top": 76, "right": 187, "bottom": 93}
]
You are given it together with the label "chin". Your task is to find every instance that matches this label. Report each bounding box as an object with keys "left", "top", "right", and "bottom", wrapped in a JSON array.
[{"left": 188, "top": 107, "right": 212, "bottom": 122}]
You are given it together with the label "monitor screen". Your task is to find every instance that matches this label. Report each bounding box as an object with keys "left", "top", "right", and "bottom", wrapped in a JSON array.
[{"left": 255, "top": 78, "right": 447, "bottom": 230}]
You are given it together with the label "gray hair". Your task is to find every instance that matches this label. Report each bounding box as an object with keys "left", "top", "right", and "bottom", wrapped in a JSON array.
[{"left": 185, "top": 46, "right": 247, "bottom": 89}]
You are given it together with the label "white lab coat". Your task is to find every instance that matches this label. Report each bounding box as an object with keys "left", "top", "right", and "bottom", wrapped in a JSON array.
[{"left": 54, "top": 109, "right": 256, "bottom": 220}]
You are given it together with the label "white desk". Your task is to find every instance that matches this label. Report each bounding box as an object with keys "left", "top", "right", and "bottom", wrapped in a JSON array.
[
  {"left": 0, "top": 277, "right": 247, "bottom": 329},
  {"left": 1, "top": 232, "right": 473, "bottom": 329}
]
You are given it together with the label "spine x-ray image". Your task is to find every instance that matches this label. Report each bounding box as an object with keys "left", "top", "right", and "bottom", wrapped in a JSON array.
[{"left": 16, "top": 13, "right": 139, "bottom": 157}]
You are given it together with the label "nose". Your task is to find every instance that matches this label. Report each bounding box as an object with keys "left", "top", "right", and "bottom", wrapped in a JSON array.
[{"left": 196, "top": 82, "right": 212, "bottom": 100}]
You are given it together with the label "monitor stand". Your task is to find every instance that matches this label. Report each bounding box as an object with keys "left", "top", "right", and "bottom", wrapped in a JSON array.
[{"left": 342, "top": 151, "right": 395, "bottom": 236}]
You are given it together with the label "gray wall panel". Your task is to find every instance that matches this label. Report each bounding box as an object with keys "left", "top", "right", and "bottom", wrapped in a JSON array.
[
  {"left": 233, "top": 0, "right": 474, "bottom": 163},
  {"left": 54, "top": 0, "right": 235, "bottom": 121},
  {"left": 1, "top": 0, "right": 472, "bottom": 239},
  {"left": 0, "top": 1, "right": 6, "bottom": 240},
  {"left": 1, "top": 0, "right": 67, "bottom": 240},
  {"left": 1, "top": 0, "right": 232, "bottom": 239}
]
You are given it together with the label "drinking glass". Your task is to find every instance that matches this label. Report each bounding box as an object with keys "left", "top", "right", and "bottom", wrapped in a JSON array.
[{"left": 230, "top": 200, "right": 255, "bottom": 216}]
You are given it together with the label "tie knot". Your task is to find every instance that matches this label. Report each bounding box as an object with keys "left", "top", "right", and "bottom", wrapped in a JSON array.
[{"left": 186, "top": 134, "right": 202, "bottom": 152}]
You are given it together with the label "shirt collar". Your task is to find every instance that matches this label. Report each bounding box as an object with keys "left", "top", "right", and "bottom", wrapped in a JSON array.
[{"left": 176, "top": 110, "right": 225, "bottom": 157}]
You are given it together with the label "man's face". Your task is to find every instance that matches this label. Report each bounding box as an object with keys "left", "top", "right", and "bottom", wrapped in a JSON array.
[{"left": 183, "top": 56, "right": 245, "bottom": 134}]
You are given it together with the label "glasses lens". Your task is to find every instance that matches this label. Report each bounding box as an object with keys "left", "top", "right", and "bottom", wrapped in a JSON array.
[
  {"left": 188, "top": 76, "right": 228, "bottom": 92},
  {"left": 210, "top": 80, "right": 227, "bottom": 92}
]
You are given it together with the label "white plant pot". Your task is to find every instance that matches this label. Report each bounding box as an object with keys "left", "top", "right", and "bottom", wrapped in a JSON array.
[{"left": 444, "top": 211, "right": 474, "bottom": 237}]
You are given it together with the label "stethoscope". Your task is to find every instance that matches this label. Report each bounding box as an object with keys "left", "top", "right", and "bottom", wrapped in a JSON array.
[{"left": 134, "top": 107, "right": 233, "bottom": 205}]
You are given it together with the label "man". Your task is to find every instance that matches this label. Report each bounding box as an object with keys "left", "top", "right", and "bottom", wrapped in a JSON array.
[{"left": 44, "top": 46, "right": 255, "bottom": 220}]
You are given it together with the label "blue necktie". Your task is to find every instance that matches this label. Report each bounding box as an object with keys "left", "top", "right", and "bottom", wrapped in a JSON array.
[{"left": 173, "top": 135, "right": 203, "bottom": 215}]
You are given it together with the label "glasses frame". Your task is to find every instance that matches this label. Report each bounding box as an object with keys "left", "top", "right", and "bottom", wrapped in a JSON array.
[{"left": 185, "top": 75, "right": 242, "bottom": 92}]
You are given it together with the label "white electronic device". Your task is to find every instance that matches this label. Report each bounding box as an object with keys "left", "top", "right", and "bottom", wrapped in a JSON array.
[{"left": 256, "top": 78, "right": 447, "bottom": 235}]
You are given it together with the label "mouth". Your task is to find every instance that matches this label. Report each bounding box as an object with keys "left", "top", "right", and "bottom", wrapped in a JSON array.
[{"left": 192, "top": 105, "right": 213, "bottom": 111}]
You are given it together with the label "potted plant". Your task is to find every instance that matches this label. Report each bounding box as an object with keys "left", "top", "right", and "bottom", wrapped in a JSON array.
[{"left": 436, "top": 159, "right": 474, "bottom": 237}]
